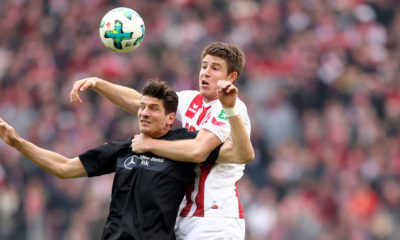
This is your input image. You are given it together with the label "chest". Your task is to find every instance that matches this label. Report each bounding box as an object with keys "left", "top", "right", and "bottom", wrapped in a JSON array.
[
  {"left": 113, "top": 153, "right": 194, "bottom": 187},
  {"left": 116, "top": 153, "right": 173, "bottom": 173},
  {"left": 180, "top": 94, "right": 216, "bottom": 131}
]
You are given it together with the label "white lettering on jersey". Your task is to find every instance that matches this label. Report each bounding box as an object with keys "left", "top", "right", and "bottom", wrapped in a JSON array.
[{"left": 140, "top": 159, "right": 149, "bottom": 166}]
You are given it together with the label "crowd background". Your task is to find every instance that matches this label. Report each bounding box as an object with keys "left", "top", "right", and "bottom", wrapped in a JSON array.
[{"left": 1, "top": 0, "right": 400, "bottom": 239}]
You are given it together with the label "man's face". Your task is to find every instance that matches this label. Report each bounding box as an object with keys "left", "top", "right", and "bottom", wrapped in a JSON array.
[
  {"left": 199, "top": 55, "right": 237, "bottom": 102},
  {"left": 138, "top": 96, "right": 175, "bottom": 138}
]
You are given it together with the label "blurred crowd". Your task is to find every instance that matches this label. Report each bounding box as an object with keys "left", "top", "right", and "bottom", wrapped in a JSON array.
[{"left": 1, "top": 0, "right": 400, "bottom": 239}]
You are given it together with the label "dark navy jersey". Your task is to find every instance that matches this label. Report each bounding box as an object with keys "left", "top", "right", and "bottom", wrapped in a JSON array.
[{"left": 79, "top": 128, "right": 221, "bottom": 240}]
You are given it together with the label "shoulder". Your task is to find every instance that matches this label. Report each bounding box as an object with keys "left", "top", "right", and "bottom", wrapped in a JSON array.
[
  {"left": 236, "top": 98, "right": 249, "bottom": 113},
  {"left": 166, "top": 128, "right": 198, "bottom": 140},
  {"left": 177, "top": 90, "right": 201, "bottom": 100},
  {"left": 103, "top": 137, "right": 133, "bottom": 151}
]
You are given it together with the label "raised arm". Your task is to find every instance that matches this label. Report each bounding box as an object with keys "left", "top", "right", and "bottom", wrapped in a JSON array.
[
  {"left": 0, "top": 118, "right": 87, "bottom": 179},
  {"left": 216, "top": 80, "right": 254, "bottom": 164},
  {"left": 70, "top": 77, "right": 141, "bottom": 114}
]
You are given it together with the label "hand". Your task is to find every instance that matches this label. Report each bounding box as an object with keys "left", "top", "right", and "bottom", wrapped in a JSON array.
[
  {"left": 217, "top": 80, "right": 238, "bottom": 108},
  {"left": 131, "top": 134, "right": 151, "bottom": 153},
  {"left": 0, "top": 118, "right": 22, "bottom": 146},
  {"left": 70, "top": 77, "right": 98, "bottom": 104}
]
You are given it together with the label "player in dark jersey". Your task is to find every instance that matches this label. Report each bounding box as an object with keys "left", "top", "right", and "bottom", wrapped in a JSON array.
[{"left": 0, "top": 80, "right": 253, "bottom": 240}]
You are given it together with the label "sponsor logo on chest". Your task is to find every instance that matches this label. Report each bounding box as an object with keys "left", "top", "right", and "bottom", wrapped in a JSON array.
[
  {"left": 185, "top": 94, "right": 203, "bottom": 119},
  {"left": 122, "top": 155, "right": 165, "bottom": 170},
  {"left": 184, "top": 94, "right": 214, "bottom": 130}
]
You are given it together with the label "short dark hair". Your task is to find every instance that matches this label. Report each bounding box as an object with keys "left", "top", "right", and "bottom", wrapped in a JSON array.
[
  {"left": 201, "top": 42, "right": 245, "bottom": 79},
  {"left": 141, "top": 79, "right": 178, "bottom": 114}
]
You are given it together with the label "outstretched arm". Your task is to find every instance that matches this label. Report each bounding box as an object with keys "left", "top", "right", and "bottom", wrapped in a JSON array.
[
  {"left": 216, "top": 81, "right": 254, "bottom": 164},
  {"left": 70, "top": 77, "right": 141, "bottom": 114},
  {"left": 0, "top": 118, "right": 87, "bottom": 179}
]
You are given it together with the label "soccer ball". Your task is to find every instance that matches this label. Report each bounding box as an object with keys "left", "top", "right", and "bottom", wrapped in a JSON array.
[{"left": 99, "top": 7, "right": 145, "bottom": 53}]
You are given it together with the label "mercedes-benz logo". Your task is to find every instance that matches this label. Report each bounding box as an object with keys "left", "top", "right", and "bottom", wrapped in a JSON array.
[{"left": 124, "top": 156, "right": 138, "bottom": 169}]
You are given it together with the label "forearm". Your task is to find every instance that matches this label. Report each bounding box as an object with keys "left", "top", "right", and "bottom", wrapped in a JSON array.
[
  {"left": 94, "top": 78, "right": 141, "bottom": 114},
  {"left": 146, "top": 138, "right": 219, "bottom": 163},
  {"left": 11, "top": 139, "right": 86, "bottom": 178},
  {"left": 217, "top": 115, "right": 254, "bottom": 164}
]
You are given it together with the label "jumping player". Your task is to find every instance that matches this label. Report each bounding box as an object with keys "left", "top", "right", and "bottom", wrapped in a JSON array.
[
  {"left": 70, "top": 42, "right": 252, "bottom": 239},
  {"left": 1, "top": 80, "right": 253, "bottom": 239}
]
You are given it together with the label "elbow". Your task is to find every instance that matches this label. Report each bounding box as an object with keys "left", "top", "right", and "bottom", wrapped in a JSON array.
[
  {"left": 55, "top": 169, "right": 68, "bottom": 179},
  {"left": 55, "top": 166, "right": 71, "bottom": 179},
  {"left": 245, "top": 151, "right": 255, "bottom": 163},
  {"left": 192, "top": 150, "right": 208, "bottom": 163},
  {"left": 57, "top": 174, "right": 68, "bottom": 180},
  {"left": 240, "top": 149, "right": 255, "bottom": 164}
]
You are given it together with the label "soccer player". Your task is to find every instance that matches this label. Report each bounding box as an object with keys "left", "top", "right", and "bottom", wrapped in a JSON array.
[
  {"left": 1, "top": 80, "right": 253, "bottom": 240},
  {"left": 70, "top": 42, "right": 252, "bottom": 239}
]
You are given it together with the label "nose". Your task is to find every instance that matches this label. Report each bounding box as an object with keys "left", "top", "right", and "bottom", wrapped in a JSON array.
[
  {"left": 139, "top": 107, "right": 150, "bottom": 118},
  {"left": 202, "top": 66, "right": 211, "bottom": 76}
]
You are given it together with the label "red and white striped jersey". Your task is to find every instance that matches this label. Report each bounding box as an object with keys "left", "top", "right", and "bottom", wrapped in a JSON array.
[{"left": 176, "top": 90, "right": 251, "bottom": 218}]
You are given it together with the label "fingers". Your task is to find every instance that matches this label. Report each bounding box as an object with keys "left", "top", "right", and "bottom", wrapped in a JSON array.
[
  {"left": 70, "top": 82, "right": 82, "bottom": 104},
  {"left": 217, "top": 80, "right": 230, "bottom": 92},
  {"left": 80, "top": 80, "right": 93, "bottom": 91},
  {"left": 0, "top": 118, "right": 7, "bottom": 128},
  {"left": 0, "top": 118, "right": 12, "bottom": 134},
  {"left": 226, "top": 84, "right": 238, "bottom": 94},
  {"left": 217, "top": 80, "right": 237, "bottom": 94},
  {"left": 70, "top": 79, "right": 93, "bottom": 104}
]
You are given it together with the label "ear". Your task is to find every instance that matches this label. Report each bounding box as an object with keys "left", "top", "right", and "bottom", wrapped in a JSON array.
[
  {"left": 227, "top": 71, "right": 238, "bottom": 83},
  {"left": 166, "top": 112, "right": 176, "bottom": 125}
]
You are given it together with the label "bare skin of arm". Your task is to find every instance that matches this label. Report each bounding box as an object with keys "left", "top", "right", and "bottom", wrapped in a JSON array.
[
  {"left": 0, "top": 118, "right": 87, "bottom": 179},
  {"left": 132, "top": 80, "right": 254, "bottom": 164},
  {"left": 132, "top": 129, "right": 221, "bottom": 163},
  {"left": 215, "top": 80, "right": 254, "bottom": 164},
  {"left": 70, "top": 77, "right": 141, "bottom": 114}
]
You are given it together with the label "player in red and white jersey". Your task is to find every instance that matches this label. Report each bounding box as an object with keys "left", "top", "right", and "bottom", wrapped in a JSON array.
[
  {"left": 70, "top": 42, "right": 253, "bottom": 239},
  {"left": 171, "top": 88, "right": 251, "bottom": 239},
  {"left": 175, "top": 89, "right": 250, "bottom": 218}
]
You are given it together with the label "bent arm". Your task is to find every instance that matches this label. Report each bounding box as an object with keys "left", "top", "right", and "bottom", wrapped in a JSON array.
[
  {"left": 214, "top": 80, "right": 254, "bottom": 164},
  {"left": 70, "top": 77, "right": 141, "bottom": 114},
  {"left": 94, "top": 78, "right": 141, "bottom": 114},
  {"left": 137, "top": 129, "right": 222, "bottom": 163},
  {"left": 0, "top": 118, "right": 87, "bottom": 178},
  {"left": 217, "top": 114, "right": 254, "bottom": 164}
]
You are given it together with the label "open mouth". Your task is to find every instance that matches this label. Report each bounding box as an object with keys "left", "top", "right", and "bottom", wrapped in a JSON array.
[
  {"left": 201, "top": 80, "right": 209, "bottom": 86},
  {"left": 140, "top": 119, "right": 151, "bottom": 124}
]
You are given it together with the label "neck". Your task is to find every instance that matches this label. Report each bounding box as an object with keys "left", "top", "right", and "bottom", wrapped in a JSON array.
[
  {"left": 203, "top": 96, "right": 217, "bottom": 103},
  {"left": 147, "top": 127, "right": 171, "bottom": 138}
]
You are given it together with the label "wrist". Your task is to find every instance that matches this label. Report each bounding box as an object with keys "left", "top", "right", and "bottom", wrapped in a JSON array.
[
  {"left": 92, "top": 77, "right": 100, "bottom": 88},
  {"left": 10, "top": 136, "right": 24, "bottom": 148},
  {"left": 223, "top": 105, "right": 239, "bottom": 118}
]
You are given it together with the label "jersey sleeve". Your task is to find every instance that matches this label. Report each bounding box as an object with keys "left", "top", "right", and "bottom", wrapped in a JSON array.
[
  {"left": 201, "top": 100, "right": 251, "bottom": 142},
  {"left": 79, "top": 138, "right": 132, "bottom": 177}
]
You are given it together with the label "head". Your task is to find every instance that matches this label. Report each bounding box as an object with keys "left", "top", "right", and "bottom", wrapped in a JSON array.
[
  {"left": 199, "top": 42, "right": 245, "bottom": 102},
  {"left": 138, "top": 79, "right": 178, "bottom": 138}
]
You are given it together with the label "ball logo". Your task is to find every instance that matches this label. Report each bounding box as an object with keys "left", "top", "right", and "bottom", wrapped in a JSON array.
[{"left": 99, "top": 7, "right": 145, "bottom": 53}]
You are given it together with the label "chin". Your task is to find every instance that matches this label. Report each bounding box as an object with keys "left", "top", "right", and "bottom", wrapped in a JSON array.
[
  {"left": 139, "top": 127, "right": 150, "bottom": 134},
  {"left": 200, "top": 88, "right": 210, "bottom": 95}
]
